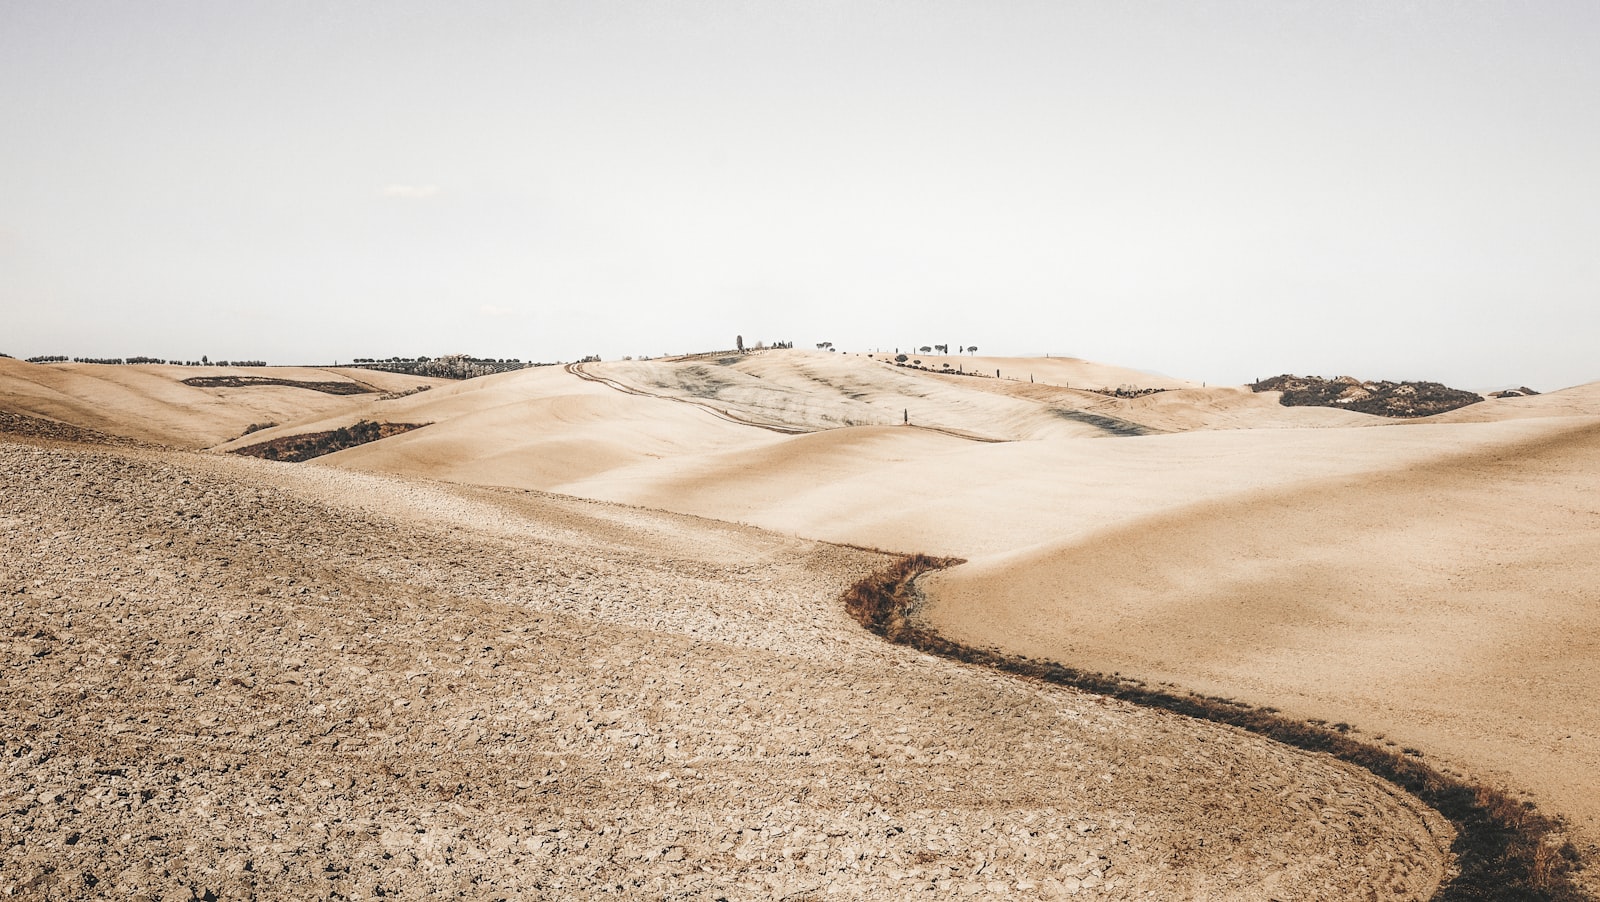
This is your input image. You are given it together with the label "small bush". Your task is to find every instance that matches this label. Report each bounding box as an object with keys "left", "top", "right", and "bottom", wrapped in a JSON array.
[{"left": 1253, "top": 374, "right": 1481, "bottom": 417}]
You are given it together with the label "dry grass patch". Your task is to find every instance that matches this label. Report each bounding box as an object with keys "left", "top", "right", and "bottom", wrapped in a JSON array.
[{"left": 230, "top": 420, "right": 425, "bottom": 462}]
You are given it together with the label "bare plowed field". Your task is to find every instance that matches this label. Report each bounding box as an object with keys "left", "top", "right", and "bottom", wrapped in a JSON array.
[{"left": 1, "top": 439, "right": 1450, "bottom": 900}]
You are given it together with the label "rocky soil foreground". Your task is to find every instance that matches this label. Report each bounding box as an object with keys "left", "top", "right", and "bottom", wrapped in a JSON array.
[{"left": 1, "top": 438, "right": 1451, "bottom": 900}]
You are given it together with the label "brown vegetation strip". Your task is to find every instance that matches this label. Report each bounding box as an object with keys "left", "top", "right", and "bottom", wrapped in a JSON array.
[
  {"left": 230, "top": 420, "right": 425, "bottom": 462},
  {"left": 843, "top": 555, "right": 1588, "bottom": 902},
  {"left": 181, "top": 375, "right": 375, "bottom": 395}
]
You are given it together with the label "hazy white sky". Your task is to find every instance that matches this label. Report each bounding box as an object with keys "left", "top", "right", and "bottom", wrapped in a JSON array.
[{"left": 3, "top": 1, "right": 1597, "bottom": 388}]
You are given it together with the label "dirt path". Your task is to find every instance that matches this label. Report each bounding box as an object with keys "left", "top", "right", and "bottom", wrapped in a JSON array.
[{"left": 1, "top": 438, "right": 1451, "bottom": 900}]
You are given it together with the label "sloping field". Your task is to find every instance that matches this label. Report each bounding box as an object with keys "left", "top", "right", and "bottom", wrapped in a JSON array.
[
  {"left": 0, "top": 358, "right": 447, "bottom": 448},
  {"left": 0, "top": 437, "right": 1452, "bottom": 899},
  {"left": 921, "top": 416, "right": 1600, "bottom": 854}
]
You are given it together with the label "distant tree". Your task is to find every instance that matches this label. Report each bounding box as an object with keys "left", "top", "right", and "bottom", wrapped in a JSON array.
[
  {"left": 934, "top": 344, "right": 948, "bottom": 354},
  {"left": 919, "top": 346, "right": 931, "bottom": 353},
  {"left": 894, "top": 354, "right": 908, "bottom": 363},
  {"left": 737, "top": 334, "right": 745, "bottom": 352},
  {"left": 967, "top": 346, "right": 978, "bottom": 355},
  {"left": 202, "top": 355, "right": 209, "bottom": 365}
]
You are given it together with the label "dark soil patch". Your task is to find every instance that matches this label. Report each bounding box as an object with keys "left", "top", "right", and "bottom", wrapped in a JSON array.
[
  {"left": 844, "top": 556, "right": 1587, "bottom": 902},
  {"left": 1050, "top": 408, "right": 1159, "bottom": 437},
  {"left": 182, "top": 376, "right": 375, "bottom": 395},
  {"left": 1253, "top": 374, "right": 1482, "bottom": 418},
  {"left": 230, "top": 421, "right": 425, "bottom": 462}
]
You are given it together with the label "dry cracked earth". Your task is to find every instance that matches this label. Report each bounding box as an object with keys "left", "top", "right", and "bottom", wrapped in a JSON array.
[{"left": 2, "top": 433, "right": 1452, "bottom": 900}]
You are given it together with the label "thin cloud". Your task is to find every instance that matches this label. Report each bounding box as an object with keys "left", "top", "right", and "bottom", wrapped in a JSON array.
[{"left": 381, "top": 184, "right": 441, "bottom": 199}]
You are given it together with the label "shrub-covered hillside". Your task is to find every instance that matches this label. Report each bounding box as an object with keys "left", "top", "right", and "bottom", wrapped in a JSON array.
[{"left": 1252, "top": 375, "right": 1482, "bottom": 418}]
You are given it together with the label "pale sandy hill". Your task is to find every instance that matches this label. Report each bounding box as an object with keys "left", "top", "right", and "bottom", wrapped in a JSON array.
[
  {"left": 1120, "top": 384, "right": 1384, "bottom": 431},
  {"left": 208, "top": 363, "right": 569, "bottom": 451},
  {"left": 0, "top": 358, "right": 446, "bottom": 448},
  {"left": 594, "top": 352, "right": 1428, "bottom": 439},
  {"left": 226, "top": 364, "right": 785, "bottom": 491},
  {"left": 211, "top": 352, "right": 1483, "bottom": 503},
  {"left": 593, "top": 352, "right": 1164, "bottom": 440},
  {"left": 267, "top": 351, "right": 1600, "bottom": 867},
  {"left": 257, "top": 353, "right": 1590, "bottom": 561},
  {"left": 568, "top": 418, "right": 1577, "bottom": 560},
  {"left": 879, "top": 353, "right": 1198, "bottom": 392},
  {"left": 907, "top": 376, "right": 1381, "bottom": 434},
  {"left": 920, "top": 416, "right": 1600, "bottom": 849},
  {"left": 1419, "top": 379, "right": 1600, "bottom": 423}
]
